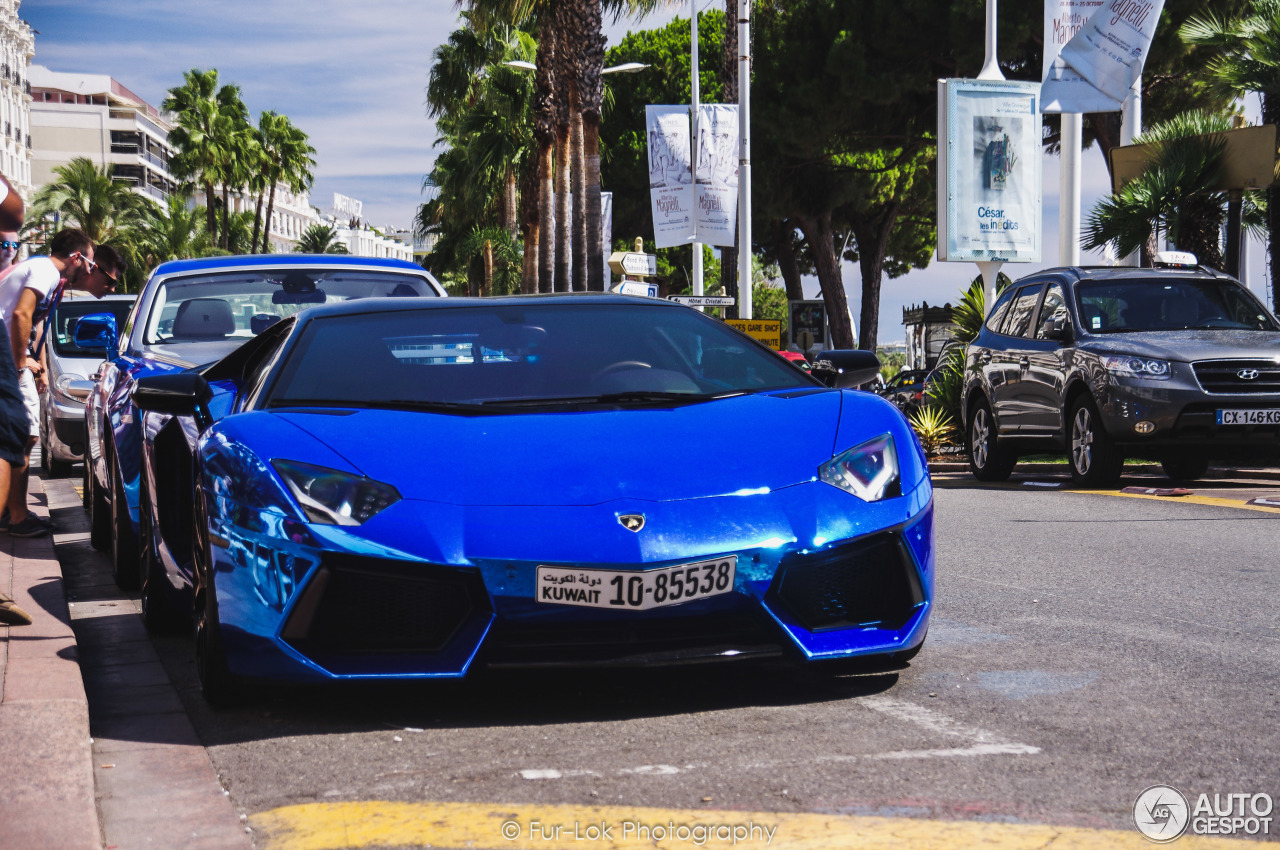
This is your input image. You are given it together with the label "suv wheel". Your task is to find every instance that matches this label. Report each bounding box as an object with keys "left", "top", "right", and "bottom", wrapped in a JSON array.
[
  {"left": 1161, "top": 454, "right": 1210, "bottom": 482},
  {"left": 967, "top": 398, "right": 1015, "bottom": 481},
  {"left": 1068, "top": 396, "right": 1123, "bottom": 486}
]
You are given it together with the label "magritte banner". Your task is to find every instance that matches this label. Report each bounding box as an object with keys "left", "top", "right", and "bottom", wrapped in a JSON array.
[
  {"left": 646, "top": 105, "right": 695, "bottom": 248},
  {"left": 1041, "top": 0, "right": 1166, "bottom": 113},
  {"left": 694, "top": 104, "right": 739, "bottom": 248}
]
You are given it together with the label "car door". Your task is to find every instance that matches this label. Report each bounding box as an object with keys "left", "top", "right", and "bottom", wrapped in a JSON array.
[
  {"left": 1020, "top": 281, "right": 1071, "bottom": 437},
  {"left": 989, "top": 283, "right": 1044, "bottom": 432}
]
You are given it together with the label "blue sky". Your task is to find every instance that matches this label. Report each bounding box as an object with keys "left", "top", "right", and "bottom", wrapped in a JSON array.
[{"left": 22, "top": 1, "right": 1269, "bottom": 342}]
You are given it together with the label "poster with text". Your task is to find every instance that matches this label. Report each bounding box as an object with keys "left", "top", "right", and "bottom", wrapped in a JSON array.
[
  {"left": 694, "top": 104, "right": 739, "bottom": 247},
  {"left": 1041, "top": 0, "right": 1165, "bottom": 113},
  {"left": 646, "top": 105, "right": 695, "bottom": 248},
  {"left": 944, "top": 80, "right": 1042, "bottom": 262}
]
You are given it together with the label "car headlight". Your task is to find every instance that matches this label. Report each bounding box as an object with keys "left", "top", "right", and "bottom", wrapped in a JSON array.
[
  {"left": 1101, "top": 355, "right": 1171, "bottom": 380},
  {"left": 271, "top": 459, "right": 400, "bottom": 526},
  {"left": 53, "top": 373, "right": 86, "bottom": 402},
  {"left": 819, "top": 433, "right": 901, "bottom": 502}
]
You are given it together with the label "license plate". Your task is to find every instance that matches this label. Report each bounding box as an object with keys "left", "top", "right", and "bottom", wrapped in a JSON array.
[
  {"left": 1216, "top": 408, "right": 1280, "bottom": 425},
  {"left": 536, "top": 557, "right": 737, "bottom": 611}
]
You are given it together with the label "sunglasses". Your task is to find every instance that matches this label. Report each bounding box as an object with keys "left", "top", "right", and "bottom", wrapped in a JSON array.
[{"left": 0, "top": 241, "right": 20, "bottom": 249}]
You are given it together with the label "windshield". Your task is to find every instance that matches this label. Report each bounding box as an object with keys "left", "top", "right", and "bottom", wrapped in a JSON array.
[
  {"left": 1076, "top": 278, "right": 1278, "bottom": 333},
  {"left": 51, "top": 298, "right": 136, "bottom": 357},
  {"left": 267, "top": 303, "right": 814, "bottom": 409},
  {"left": 142, "top": 268, "right": 440, "bottom": 345}
]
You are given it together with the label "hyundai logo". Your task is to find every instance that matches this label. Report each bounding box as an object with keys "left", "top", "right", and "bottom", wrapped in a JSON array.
[
  {"left": 618, "top": 514, "right": 645, "bottom": 532},
  {"left": 1237, "top": 369, "right": 1261, "bottom": 381}
]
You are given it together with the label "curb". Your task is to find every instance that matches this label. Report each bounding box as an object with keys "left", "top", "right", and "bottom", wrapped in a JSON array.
[
  {"left": 926, "top": 461, "right": 1280, "bottom": 481},
  {"left": 0, "top": 478, "right": 99, "bottom": 850}
]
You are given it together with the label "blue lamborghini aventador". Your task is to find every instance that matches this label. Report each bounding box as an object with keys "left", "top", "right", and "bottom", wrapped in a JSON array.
[{"left": 124, "top": 294, "right": 934, "bottom": 704}]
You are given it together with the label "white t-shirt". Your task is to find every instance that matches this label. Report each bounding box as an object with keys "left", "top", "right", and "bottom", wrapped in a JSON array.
[{"left": 0, "top": 256, "right": 61, "bottom": 338}]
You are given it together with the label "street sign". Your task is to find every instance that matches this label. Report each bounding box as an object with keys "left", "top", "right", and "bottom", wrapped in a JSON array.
[
  {"left": 726, "top": 318, "right": 782, "bottom": 350},
  {"left": 613, "top": 281, "right": 659, "bottom": 298},
  {"left": 608, "top": 252, "right": 658, "bottom": 277},
  {"left": 668, "top": 295, "right": 735, "bottom": 307}
]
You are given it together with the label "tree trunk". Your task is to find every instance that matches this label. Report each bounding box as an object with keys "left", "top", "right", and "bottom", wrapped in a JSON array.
[
  {"left": 571, "top": 109, "right": 587, "bottom": 291},
  {"left": 220, "top": 182, "right": 232, "bottom": 249},
  {"left": 1266, "top": 93, "right": 1280, "bottom": 313},
  {"left": 482, "top": 240, "right": 493, "bottom": 298},
  {"left": 773, "top": 221, "right": 805, "bottom": 302},
  {"left": 505, "top": 171, "right": 519, "bottom": 239},
  {"left": 538, "top": 144, "right": 555, "bottom": 293},
  {"left": 520, "top": 153, "right": 540, "bottom": 294},
  {"left": 251, "top": 190, "right": 265, "bottom": 255},
  {"left": 261, "top": 178, "right": 279, "bottom": 254},
  {"left": 554, "top": 1, "right": 576, "bottom": 293},
  {"left": 555, "top": 130, "right": 572, "bottom": 292},
  {"left": 204, "top": 180, "right": 217, "bottom": 237},
  {"left": 796, "top": 212, "right": 854, "bottom": 350},
  {"left": 849, "top": 205, "right": 897, "bottom": 351},
  {"left": 583, "top": 115, "right": 605, "bottom": 291},
  {"left": 534, "top": 19, "right": 558, "bottom": 294}
]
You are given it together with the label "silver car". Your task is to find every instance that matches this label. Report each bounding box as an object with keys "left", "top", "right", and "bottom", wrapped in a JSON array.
[{"left": 40, "top": 292, "right": 137, "bottom": 477}]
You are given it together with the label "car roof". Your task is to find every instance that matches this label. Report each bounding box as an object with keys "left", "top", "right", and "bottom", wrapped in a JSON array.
[
  {"left": 148, "top": 254, "right": 428, "bottom": 276},
  {"left": 293, "top": 292, "right": 686, "bottom": 322},
  {"left": 1018, "top": 265, "right": 1235, "bottom": 285}
]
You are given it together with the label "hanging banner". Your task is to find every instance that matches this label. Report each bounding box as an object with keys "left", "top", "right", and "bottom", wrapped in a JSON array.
[
  {"left": 646, "top": 105, "right": 695, "bottom": 248},
  {"left": 1042, "top": 0, "right": 1103, "bottom": 81},
  {"left": 695, "top": 104, "right": 739, "bottom": 248},
  {"left": 601, "top": 191, "right": 613, "bottom": 284},
  {"left": 1041, "top": 0, "right": 1165, "bottom": 113},
  {"left": 937, "top": 79, "right": 1042, "bottom": 263}
]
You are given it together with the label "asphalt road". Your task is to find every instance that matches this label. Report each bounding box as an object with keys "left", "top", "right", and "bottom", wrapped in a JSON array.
[{"left": 49, "top": 472, "right": 1280, "bottom": 849}]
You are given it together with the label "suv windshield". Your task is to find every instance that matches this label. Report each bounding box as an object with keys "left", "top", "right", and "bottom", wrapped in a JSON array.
[
  {"left": 1076, "top": 278, "right": 1278, "bottom": 333},
  {"left": 143, "top": 268, "right": 439, "bottom": 345},
  {"left": 52, "top": 298, "right": 136, "bottom": 357},
  {"left": 268, "top": 303, "right": 813, "bottom": 409}
]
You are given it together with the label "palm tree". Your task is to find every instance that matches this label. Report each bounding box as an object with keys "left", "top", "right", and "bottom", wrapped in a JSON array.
[
  {"left": 295, "top": 223, "right": 349, "bottom": 254},
  {"left": 139, "top": 195, "right": 214, "bottom": 265},
  {"left": 1083, "top": 112, "right": 1266, "bottom": 269},
  {"left": 163, "top": 69, "right": 250, "bottom": 242},
  {"left": 1181, "top": 1, "right": 1280, "bottom": 307},
  {"left": 256, "top": 112, "right": 316, "bottom": 254},
  {"left": 26, "top": 157, "right": 156, "bottom": 245}
]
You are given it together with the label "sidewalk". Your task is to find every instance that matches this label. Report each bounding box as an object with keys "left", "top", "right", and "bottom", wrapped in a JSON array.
[{"left": 0, "top": 476, "right": 99, "bottom": 849}]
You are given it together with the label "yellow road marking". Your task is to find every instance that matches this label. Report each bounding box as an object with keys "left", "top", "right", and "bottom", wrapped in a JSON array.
[
  {"left": 1074, "top": 489, "right": 1280, "bottom": 514},
  {"left": 251, "top": 800, "right": 1260, "bottom": 850}
]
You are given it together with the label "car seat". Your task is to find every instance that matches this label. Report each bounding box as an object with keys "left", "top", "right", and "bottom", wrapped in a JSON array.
[{"left": 172, "top": 299, "right": 235, "bottom": 339}]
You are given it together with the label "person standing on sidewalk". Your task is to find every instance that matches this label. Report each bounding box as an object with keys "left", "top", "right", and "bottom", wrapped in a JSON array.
[
  {"left": 0, "top": 170, "right": 34, "bottom": 625},
  {"left": 0, "top": 228, "right": 110, "bottom": 540}
]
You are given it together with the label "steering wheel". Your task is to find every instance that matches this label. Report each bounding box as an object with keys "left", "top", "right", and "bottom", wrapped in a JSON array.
[{"left": 592, "top": 360, "right": 651, "bottom": 381}]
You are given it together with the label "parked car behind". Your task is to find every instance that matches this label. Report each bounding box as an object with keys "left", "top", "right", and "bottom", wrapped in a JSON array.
[
  {"left": 962, "top": 261, "right": 1280, "bottom": 485},
  {"left": 39, "top": 292, "right": 136, "bottom": 477},
  {"left": 880, "top": 369, "right": 929, "bottom": 414}
]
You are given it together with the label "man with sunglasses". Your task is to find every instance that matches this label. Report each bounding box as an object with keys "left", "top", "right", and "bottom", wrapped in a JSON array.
[
  {"left": 0, "top": 228, "right": 115, "bottom": 537},
  {"left": 0, "top": 233, "right": 21, "bottom": 273}
]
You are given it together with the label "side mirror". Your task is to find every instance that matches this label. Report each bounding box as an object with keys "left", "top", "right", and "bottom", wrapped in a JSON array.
[
  {"left": 132, "top": 372, "right": 214, "bottom": 421},
  {"left": 809, "top": 350, "right": 881, "bottom": 389},
  {"left": 1040, "top": 317, "right": 1071, "bottom": 341},
  {"left": 72, "top": 313, "right": 119, "bottom": 355}
]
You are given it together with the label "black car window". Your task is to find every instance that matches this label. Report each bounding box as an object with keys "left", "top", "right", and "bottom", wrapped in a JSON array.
[
  {"left": 985, "top": 287, "right": 1018, "bottom": 333},
  {"left": 1034, "top": 284, "right": 1069, "bottom": 340},
  {"left": 1076, "top": 278, "right": 1279, "bottom": 333},
  {"left": 50, "top": 299, "right": 137, "bottom": 357},
  {"left": 1002, "top": 285, "right": 1043, "bottom": 338}
]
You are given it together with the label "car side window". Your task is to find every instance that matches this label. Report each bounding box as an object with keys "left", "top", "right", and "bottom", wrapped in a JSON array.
[
  {"left": 984, "top": 287, "right": 1018, "bottom": 333},
  {"left": 1035, "top": 284, "right": 1069, "bottom": 340},
  {"left": 1002, "top": 285, "right": 1044, "bottom": 338}
]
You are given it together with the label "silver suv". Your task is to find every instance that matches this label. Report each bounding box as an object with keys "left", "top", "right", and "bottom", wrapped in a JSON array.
[
  {"left": 962, "top": 264, "right": 1280, "bottom": 485},
  {"left": 40, "top": 292, "right": 136, "bottom": 476}
]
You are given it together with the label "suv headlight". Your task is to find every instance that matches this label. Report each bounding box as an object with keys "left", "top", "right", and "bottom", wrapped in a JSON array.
[
  {"left": 272, "top": 459, "right": 400, "bottom": 526},
  {"left": 53, "top": 373, "right": 87, "bottom": 402},
  {"left": 819, "top": 433, "right": 901, "bottom": 502},
  {"left": 1101, "top": 355, "right": 1171, "bottom": 380}
]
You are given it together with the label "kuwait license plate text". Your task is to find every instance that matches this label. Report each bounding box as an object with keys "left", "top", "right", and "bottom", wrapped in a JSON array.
[
  {"left": 1217, "top": 408, "right": 1280, "bottom": 425},
  {"left": 537, "top": 557, "right": 737, "bottom": 611}
]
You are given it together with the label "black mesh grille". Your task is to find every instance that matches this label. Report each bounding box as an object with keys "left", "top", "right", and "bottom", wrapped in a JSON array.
[
  {"left": 283, "top": 557, "right": 489, "bottom": 654},
  {"left": 769, "top": 533, "right": 924, "bottom": 632},
  {"left": 1192, "top": 360, "right": 1280, "bottom": 395}
]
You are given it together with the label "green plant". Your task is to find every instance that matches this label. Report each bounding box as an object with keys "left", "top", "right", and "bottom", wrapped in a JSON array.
[{"left": 907, "top": 405, "right": 956, "bottom": 457}]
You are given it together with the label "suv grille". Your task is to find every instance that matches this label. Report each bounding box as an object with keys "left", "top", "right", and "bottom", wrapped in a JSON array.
[{"left": 1192, "top": 359, "right": 1280, "bottom": 395}]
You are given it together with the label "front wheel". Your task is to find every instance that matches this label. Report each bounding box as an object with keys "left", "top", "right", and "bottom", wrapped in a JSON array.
[
  {"left": 1068, "top": 396, "right": 1124, "bottom": 486},
  {"left": 967, "top": 398, "right": 1015, "bottom": 481},
  {"left": 110, "top": 461, "right": 140, "bottom": 590},
  {"left": 138, "top": 479, "right": 184, "bottom": 633}
]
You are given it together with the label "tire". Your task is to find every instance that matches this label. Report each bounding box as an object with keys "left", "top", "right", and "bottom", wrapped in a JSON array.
[
  {"left": 87, "top": 455, "right": 111, "bottom": 552},
  {"left": 138, "top": 478, "right": 184, "bottom": 633},
  {"left": 192, "top": 494, "right": 246, "bottom": 708},
  {"left": 1161, "top": 454, "right": 1210, "bottom": 482},
  {"left": 110, "top": 460, "right": 140, "bottom": 590},
  {"left": 1068, "top": 395, "right": 1124, "bottom": 486},
  {"left": 967, "top": 398, "right": 1015, "bottom": 481}
]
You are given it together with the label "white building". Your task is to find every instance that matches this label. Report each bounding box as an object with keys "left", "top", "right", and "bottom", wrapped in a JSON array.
[
  {"left": 327, "top": 219, "right": 413, "bottom": 261},
  {"left": 29, "top": 65, "right": 178, "bottom": 203},
  {"left": 0, "top": 0, "right": 33, "bottom": 198}
]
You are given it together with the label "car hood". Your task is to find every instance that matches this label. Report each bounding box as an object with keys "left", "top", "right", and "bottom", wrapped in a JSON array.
[
  {"left": 1078, "top": 330, "right": 1280, "bottom": 362},
  {"left": 142, "top": 339, "right": 250, "bottom": 369},
  {"left": 274, "top": 390, "right": 844, "bottom": 506}
]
